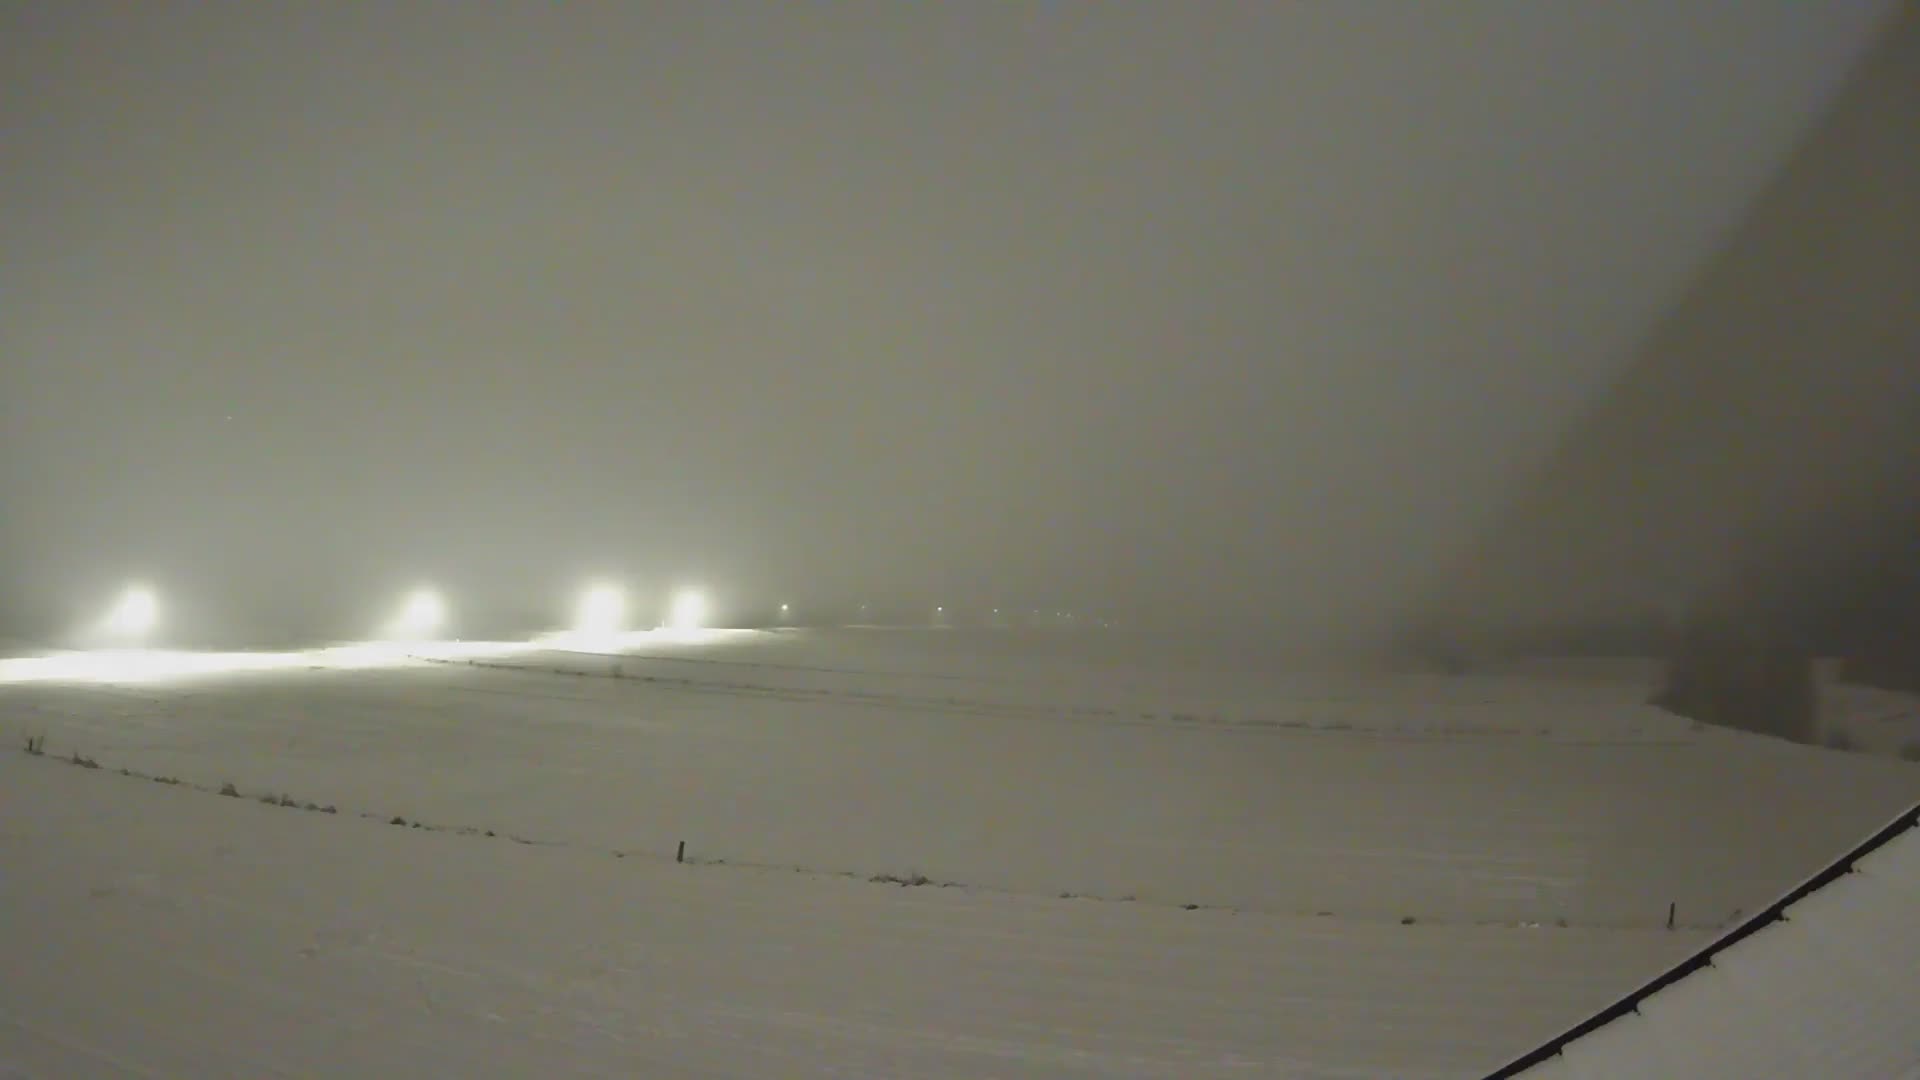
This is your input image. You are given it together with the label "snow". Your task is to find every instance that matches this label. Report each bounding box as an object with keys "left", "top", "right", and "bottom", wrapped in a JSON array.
[
  {"left": 1819, "top": 680, "right": 1920, "bottom": 759},
  {"left": 1472, "top": 654, "right": 1920, "bottom": 765},
  {"left": 3, "top": 629, "right": 1916, "bottom": 1076},
  {"left": 0, "top": 746, "right": 1695, "bottom": 1079},
  {"left": 1499, "top": 804, "right": 1920, "bottom": 1078}
]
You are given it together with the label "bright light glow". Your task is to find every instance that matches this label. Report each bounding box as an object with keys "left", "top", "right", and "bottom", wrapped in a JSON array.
[
  {"left": 573, "top": 584, "right": 626, "bottom": 638},
  {"left": 101, "top": 586, "right": 159, "bottom": 639},
  {"left": 665, "top": 588, "right": 708, "bottom": 632},
  {"left": 0, "top": 629, "right": 766, "bottom": 687},
  {"left": 384, "top": 588, "right": 446, "bottom": 640},
  {"left": 0, "top": 639, "right": 538, "bottom": 687}
]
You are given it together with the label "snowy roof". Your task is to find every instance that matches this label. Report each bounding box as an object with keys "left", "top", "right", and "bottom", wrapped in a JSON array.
[{"left": 1487, "top": 800, "right": 1920, "bottom": 1079}]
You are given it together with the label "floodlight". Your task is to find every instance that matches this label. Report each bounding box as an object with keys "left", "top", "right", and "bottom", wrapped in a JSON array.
[
  {"left": 574, "top": 584, "right": 626, "bottom": 637},
  {"left": 102, "top": 585, "right": 159, "bottom": 640},
  {"left": 666, "top": 588, "right": 708, "bottom": 631},
  {"left": 387, "top": 588, "right": 445, "bottom": 639}
]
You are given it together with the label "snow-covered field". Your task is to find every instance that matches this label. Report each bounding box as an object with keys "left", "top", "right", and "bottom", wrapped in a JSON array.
[
  {"left": 3, "top": 629, "right": 1916, "bottom": 1077},
  {"left": 1819, "top": 680, "right": 1920, "bottom": 759}
]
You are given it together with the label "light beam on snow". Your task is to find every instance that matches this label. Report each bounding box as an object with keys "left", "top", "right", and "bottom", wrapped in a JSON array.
[
  {"left": 0, "top": 640, "right": 535, "bottom": 686},
  {"left": 0, "top": 630, "right": 763, "bottom": 687}
]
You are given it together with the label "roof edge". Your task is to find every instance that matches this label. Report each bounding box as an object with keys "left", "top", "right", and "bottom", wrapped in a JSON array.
[{"left": 1483, "top": 798, "right": 1920, "bottom": 1078}]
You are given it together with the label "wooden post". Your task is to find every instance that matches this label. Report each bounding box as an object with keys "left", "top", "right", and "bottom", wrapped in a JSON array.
[
  {"left": 1667, "top": 901, "right": 1676, "bottom": 930},
  {"left": 676, "top": 840, "right": 686, "bottom": 864}
]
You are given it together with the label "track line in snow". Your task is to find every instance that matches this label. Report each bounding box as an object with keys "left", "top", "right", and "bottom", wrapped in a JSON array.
[
  {"left": 420, "top": 654, "right": 1687, "bottom": 746},
  {"left": 4, "top": 744, "right": 1741, "bottom": 933}
]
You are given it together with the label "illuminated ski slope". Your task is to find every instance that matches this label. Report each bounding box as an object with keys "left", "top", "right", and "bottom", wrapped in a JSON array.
[
  {"left": 5, "top": 631, "right": 1912, "bottom": 927},
  {"left": 2, "top": 630, "right": 1916, "bottom": 1076}
]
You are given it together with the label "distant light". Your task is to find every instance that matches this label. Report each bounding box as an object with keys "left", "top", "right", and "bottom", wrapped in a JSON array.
[
  {"left": 780, "top": 603, "right": 790, "bottom": 613},
  {"left": 386, "top": 588, "right": 445, "bottom": 639},
  {"left": 666, "top": 588, "right": 708, "bottom": 631},
  {"left": 574, "top": 584, "right": 626, "bottom": 638},
  {"left": 102, "top": 586, "right": 159, "bottom": 640}
]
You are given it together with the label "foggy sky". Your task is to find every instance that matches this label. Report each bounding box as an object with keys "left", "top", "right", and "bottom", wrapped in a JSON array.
[{"left": 1, "top": 2, "right": 1900, "bottom": 639}]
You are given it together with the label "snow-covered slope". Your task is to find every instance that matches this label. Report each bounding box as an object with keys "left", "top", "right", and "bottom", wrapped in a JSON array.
[
  {"left": 5, "top": 632, "right": 1912, "bottom": 929},
  {"left": 0, "top": 746, "right": 1697, "bottom": 1079},
  {"left": 2, "top": 630, "right": 1915, "bottom": 1076}
]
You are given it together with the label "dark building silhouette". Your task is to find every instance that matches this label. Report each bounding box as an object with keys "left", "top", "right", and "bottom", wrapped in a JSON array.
[{"left": 1431, "top": 2, "right": 1920, "bottom": 732}]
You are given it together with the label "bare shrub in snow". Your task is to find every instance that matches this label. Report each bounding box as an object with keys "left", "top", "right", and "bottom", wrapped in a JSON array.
[{"left": 870, "top": 872, "right": 932, "bottom": 887}]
